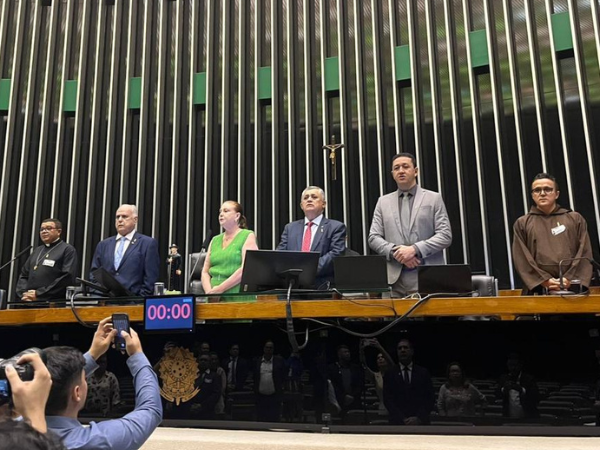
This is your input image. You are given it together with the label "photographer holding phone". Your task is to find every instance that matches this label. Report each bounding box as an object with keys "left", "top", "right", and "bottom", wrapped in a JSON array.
[{"left": 45, "top": 317, "right": 162, "bottom": 450}]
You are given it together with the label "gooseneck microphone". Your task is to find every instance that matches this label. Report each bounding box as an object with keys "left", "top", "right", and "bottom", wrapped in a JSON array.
[
  {"left": 0, "top": 245, "right": 33, "bottom": 272},
  {"left": 200, "top": 229, "right": 213, "bottom": 253},
  {"left": 552, "top": 257, "right": 596, "bottom": 295}
]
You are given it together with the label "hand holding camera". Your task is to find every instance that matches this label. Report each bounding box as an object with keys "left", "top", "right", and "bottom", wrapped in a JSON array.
[{"left": 0, "top": 349, "right": 51, "bottom": 433}]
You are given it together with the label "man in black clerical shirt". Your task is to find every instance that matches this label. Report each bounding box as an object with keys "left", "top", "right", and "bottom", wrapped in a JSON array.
[{"left": 16, "top": 218, "right": 78, "bottom": 302}]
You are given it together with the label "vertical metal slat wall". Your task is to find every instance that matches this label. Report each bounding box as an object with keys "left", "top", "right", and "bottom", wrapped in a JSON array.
[{"left": 1, "top": 0, "right": 599, "bottom": 296}]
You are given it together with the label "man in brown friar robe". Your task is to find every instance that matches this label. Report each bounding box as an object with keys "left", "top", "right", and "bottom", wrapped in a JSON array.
[{"left": 512, "top": 173, "right": 593, "bottom": 294}]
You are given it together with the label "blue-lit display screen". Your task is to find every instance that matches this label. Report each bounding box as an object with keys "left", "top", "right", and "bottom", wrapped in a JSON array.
[{"left": 144, "top": 296, "right": 195, "bottom": 333}]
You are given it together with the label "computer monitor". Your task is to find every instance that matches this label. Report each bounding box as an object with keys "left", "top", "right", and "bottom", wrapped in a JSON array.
[
  {"left": 239, "top": 250, "right": 320, "bottom": 292},
  {"left": 90, "top": 268, "right": 133, "bottom": 297},
  {"left": 333, "top": 255, "right": 388, "bottom": 291},
  {"left": 417, "top": 264, "right": 473, "bottom": 295}
]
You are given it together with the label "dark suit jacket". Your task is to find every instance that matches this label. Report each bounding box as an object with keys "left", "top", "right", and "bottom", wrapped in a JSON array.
[
  {"left": 253, "top": 355, "right": 286, "bottom": 396},
  {"left": 222, "top": 356, "right": 250, "bottom": 391},
  {"left": 191, "top": 370, "right": 223, "bottom": 419},
  {"left": 326, "top": 362, "right": 364, "bottom": 412},
  {"left": 90, "top": 232, "right": 160, "bottom": 296},
  {"left": 277, "top": 217, "right": 346, "bottom": 287},
  {"left": 495, "top": 372, "right": 539, "bottom": 418},
  {"left": 383, "top": 364, "right": 434, "bottom": 425}
]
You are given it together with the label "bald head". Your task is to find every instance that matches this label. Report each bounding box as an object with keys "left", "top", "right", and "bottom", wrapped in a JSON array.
[{"left": 115, "top": 204, "right": 139, "bottom": 236}]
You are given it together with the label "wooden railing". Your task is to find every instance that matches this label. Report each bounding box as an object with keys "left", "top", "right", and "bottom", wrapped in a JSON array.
[{"left": 1, "top": 292, "right": 599, "bottom": 325}]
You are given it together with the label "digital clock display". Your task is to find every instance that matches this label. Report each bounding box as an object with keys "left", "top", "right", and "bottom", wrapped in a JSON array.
[{"left": 144, "top": 295, "right": 195, "bottom": 333}]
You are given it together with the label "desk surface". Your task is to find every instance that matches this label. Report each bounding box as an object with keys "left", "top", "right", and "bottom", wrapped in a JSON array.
[{"left": 0, "top": 293, "right": 599, "bottom": 325}]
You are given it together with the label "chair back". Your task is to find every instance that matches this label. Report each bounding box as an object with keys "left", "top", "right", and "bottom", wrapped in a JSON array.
[
  {"left": 471, "top": 275, "right": 498, "bottom": 297},
  {"left": 189, "top": 252, "right": 207, "bottom": 295}
]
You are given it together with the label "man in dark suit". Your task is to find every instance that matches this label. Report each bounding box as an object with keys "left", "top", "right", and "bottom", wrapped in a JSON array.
[
  {"left": 253, "top": 340, "right": 286, "bottom": 422},
  {"left": 277, "top": 186, "right": 346, "bottom": 288},
  {"left": 90, "top": 204, "right": 160, "bottom": 296},
  {"left": 326, "top": 345, "right": 364, "bottom": 419},
  {"left": 190, "top": 354, "right": 222, "bottom": 420},
  {"left": 495, "top": 353, "right": 539, "bottom": 418},
  {"left": 222, "top": 343, "right": 250, "bottom": 392},
  {"left": 383, "top": 339, "right": 434, "bottom": 425}
]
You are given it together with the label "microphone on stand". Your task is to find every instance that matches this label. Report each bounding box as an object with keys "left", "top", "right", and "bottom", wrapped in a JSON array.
[
  {"left": 200, "top": 229, "right": 213, "bottom": 253},
  {"left": 550, "top": 257, "right": 595, "bottom": 295},
  {"left": 0, "top": 245, "right": 33, "bottom": 272}
]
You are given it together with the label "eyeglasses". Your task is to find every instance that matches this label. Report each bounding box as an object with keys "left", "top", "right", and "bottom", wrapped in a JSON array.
[
  {"left": 39, "top": 227, "right": 57, "bottom": 232},
  {"left": 199, "top": 358, "right": 210, "bottom": 362},
  {"left": 531, "top": 187, "right": 554, "bottom": 195}
]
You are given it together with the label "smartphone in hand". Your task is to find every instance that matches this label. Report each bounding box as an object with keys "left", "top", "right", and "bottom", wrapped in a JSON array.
[{"left": 112, "top": 313, "right": 130, "bottom": 352}]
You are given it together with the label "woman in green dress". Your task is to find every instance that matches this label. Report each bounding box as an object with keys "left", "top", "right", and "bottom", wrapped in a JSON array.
[{"left": 201, "top": 201, "right": 258, "bottom": 301}]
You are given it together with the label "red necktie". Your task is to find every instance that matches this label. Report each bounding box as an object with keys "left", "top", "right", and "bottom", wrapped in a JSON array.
[{"left": 301, "top": 222, "right": 313, "bottom": 252}]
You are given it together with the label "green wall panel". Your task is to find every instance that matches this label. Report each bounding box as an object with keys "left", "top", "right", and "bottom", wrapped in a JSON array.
[
  {"left": 0, "top": 79, "right": 10, "bottom": 111},
  {"left": 469, "top": 30, "right": 489, "bottom": 68},
  {"left": 394, "top": 45, "right": 410, "bottom": 82},
  {"left": 193, "top": 72, "right": 207, "bottom": 105},
  {"left": 324, "top": 57, "right": 340, "bottom": 92},
  {"left": 258, "top": 66, "right": 271, "bottom": 100},
  {"left": 552, "top": 12, "right": 574, "bottom": 53},
  {"left": 63, "top": 80, "right": 77, "bottom": 113},
  {"left": 129, "top": 77, "right": 142, "bottom": 109}
]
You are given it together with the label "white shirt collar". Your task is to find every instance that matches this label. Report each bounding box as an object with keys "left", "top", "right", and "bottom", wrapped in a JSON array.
[
  {"left": 117, "top": 229, "right": 136, "bottom": 241},
  {"left": 304, "top": 214, "right": 323, "bottom": 227}
]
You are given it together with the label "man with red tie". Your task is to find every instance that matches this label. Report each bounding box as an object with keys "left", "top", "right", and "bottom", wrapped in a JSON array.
[{"left": 276, "top": 186, "right": 346, "bottom": 289}]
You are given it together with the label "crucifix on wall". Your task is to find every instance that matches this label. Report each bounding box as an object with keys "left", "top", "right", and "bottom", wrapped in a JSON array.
[{"left": 322, "top": 135, "right": 344, "bottom": 181}]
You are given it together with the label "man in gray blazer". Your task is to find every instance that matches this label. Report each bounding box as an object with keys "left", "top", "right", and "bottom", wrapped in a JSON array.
[{"left": 368, "top": 153, "right": 452, "bottom": 296}]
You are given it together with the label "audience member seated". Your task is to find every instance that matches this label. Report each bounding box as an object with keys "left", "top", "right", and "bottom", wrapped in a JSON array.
[
  {"left": 190, "top": 354, "right": 222, "bottom": 420},
  {"left": 276, "top": 186, "right": 346, "bottom": 289},
  {"left": 253, "top": 340, "right": 285, "bottom": 422},
  {"left": 0, "top": 420, "right": 65, "bottom": 450},
  {"left": 201, "top": 201, "right": 258, "bottom": 301},
  {"left": 222, "top": 344, "right": 250, "bottom": 392},
  {"left": 359, "top": 338, "right": 394, "bottom": 416},
  {"left": 195, "top": 341, "right": 211, "bottom": 358},
  {"left": 16, "top": 218, "right": 78, "bottom": 304},
  {"left": 436, "top": 362, "right": 487, "bottom": 417},
  {"left": 327, "top": 345, "right": 364, "bottom": 420},
  {"left": 209, "top": 352, "right": 226, "bottom": 415},
  {"left": 383, "top": 338, "right": 434, "bottom": 425},
  {"left": 83, "top": 354, "right": 121, "bottom": 416},
  {"left": 90, "top": 204, "right": 160, "bottom": 296},
  {"left": 45, "top": 317, "right": 162, "bottom": 450},
  {"left": 495, "top": 353, "right": 539, "bottom": 419}
]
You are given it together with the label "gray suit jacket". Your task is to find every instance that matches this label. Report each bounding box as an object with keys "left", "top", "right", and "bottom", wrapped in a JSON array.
[{"left": 368, "top": 185, "right": 452, "bottom": 284}]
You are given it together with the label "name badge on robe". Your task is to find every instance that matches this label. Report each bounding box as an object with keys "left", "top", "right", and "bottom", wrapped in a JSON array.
[
  {"left": 42, "top": 259, "right": 56, "bottom": 267},
  {"left": 551, "top": 224, "right": 566, "bottom": 236}
]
